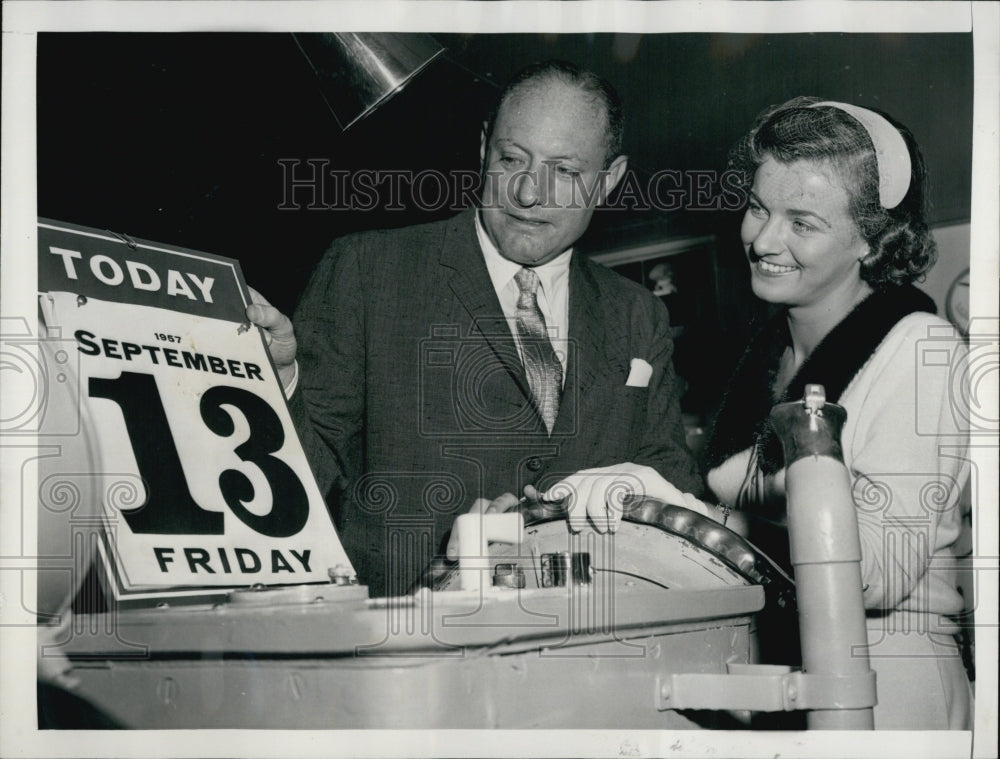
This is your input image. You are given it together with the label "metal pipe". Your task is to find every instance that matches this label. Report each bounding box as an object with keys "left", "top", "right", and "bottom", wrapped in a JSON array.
[{"left": 769, "top": 384, "right": 875, "bottom": 729}]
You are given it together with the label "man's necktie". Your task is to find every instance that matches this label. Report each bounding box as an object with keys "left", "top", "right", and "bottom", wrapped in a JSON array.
[{"left": 514, "top": 267, "right": 562, "bottom": 434}]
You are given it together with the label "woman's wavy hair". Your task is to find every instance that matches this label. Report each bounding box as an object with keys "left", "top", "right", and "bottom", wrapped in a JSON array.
[{"left": 728, "top": 96, "right": 936, "bottom": 288}]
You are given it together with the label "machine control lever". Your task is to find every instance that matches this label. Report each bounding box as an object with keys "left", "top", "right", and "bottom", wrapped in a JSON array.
[{"left": 454, "top": 512, "right": 524, "bottom": 592}]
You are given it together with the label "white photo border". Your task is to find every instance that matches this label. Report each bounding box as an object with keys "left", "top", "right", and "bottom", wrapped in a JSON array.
[{"left": 2, "top": 2, "right": 997, "bottom": 758}]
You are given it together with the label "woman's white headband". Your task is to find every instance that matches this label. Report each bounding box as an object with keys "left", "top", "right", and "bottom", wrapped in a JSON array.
[{"left": 811, "top": 101, "right": 911, "bottom": 209}]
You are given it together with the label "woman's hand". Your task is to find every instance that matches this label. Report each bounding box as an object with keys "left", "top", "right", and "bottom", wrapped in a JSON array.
[
  {"left": 540, "top": 462, "right": 710, "bottom": 533},
  {"left": 445, "top": 492, "right": 520, "bottom": 560}
]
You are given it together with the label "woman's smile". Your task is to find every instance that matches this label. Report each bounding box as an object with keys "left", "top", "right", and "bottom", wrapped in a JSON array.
[{"left": 754, "top": 258, "right": 798, "bottom": 276}]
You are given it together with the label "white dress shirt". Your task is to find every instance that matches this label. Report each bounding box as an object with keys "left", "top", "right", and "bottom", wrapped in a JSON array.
[{"left": 475, "top": 211, "right": 571, "bottom": 384}]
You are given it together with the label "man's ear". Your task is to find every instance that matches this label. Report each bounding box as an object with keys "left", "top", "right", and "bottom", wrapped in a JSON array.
[
  {"left": 600, "top": 155, "right": 628, "bottom": 204},
  {"left": 479, "top": 123, "right": 489, "bottom": 167}
]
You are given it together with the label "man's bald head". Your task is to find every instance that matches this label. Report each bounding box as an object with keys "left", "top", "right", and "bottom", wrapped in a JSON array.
[{"left": 483, "top": 60, "right": 624, "bottom": 169}]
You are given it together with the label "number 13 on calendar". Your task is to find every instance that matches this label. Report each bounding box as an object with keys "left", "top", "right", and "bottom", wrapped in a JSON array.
[{"left": 38, "top": 219, "right": 354, "bottom": 600}]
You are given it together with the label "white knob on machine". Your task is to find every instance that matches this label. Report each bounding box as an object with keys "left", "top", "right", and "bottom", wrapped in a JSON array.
[{"left": 454, "top": 511, "right": 524, "bottom": 593}]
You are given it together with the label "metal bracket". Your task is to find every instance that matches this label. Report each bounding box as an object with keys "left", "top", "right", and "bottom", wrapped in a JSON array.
[{"left": 655, "top": 662, "right": 876, "bottom": 713}]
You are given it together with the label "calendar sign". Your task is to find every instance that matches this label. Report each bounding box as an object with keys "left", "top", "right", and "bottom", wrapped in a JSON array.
[{"left": 37, "top": 219, "right": 355, "bottom": 599}]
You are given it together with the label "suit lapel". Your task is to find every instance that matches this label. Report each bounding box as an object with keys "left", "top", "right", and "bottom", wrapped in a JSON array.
[
  {"left": 439, "top": 210, "right": 532, "bottom": 399},
  {"left": 438, "top": 216, "right": 626, "bottom": 437},
  {"left": 565, "top": 258, "right": 602, "bottom": 396},
  {"left": 551, "top": 257, "right": 626, "bottom": 436}
]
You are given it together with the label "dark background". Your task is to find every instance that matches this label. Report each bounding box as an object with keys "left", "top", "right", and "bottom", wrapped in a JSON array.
[{"left": 36, "top": 32, "right": 974, "bottom": 416}]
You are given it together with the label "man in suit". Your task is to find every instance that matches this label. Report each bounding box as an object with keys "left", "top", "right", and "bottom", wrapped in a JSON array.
[{"left": 250, "top": 61, "right": 702, "bottom": 596}]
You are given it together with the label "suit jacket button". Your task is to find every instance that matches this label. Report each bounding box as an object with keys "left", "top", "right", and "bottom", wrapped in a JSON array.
[{"left": 526, "top": 457, "right": 543, "bottom": 472}]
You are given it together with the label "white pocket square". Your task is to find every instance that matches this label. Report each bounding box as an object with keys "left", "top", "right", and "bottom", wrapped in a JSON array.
[{"left": 626, "top": 358, "right": 653, "bottom": 388}]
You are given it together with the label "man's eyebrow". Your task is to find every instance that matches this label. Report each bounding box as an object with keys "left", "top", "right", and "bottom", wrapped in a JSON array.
[
  {"left": 493, "top": 140, "right": 587, "bottom": 164},
  {"left": 493, "top": 139, "right": 524, "bottom": 151}
]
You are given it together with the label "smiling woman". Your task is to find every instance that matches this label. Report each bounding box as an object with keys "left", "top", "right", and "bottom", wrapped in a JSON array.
[
  {"left": 700, "top": 97, "right": 972, "bottom": 730},
  {"left": 742, "top": 156, "right": 873, "bottom": 320}
]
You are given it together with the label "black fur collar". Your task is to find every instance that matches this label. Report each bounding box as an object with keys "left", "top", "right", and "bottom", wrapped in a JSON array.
[{"left": 705, "top": 285, "right": 936, "bottom": 474}]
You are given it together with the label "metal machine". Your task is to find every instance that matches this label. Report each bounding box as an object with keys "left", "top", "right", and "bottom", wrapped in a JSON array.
[{"left": 40, "top": 386, "right": 876, "bottom": 729}]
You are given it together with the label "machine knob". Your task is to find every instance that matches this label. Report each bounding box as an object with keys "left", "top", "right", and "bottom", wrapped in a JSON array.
[{"left": 492, "top": 564, "right": 526, "bottom": 589}]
